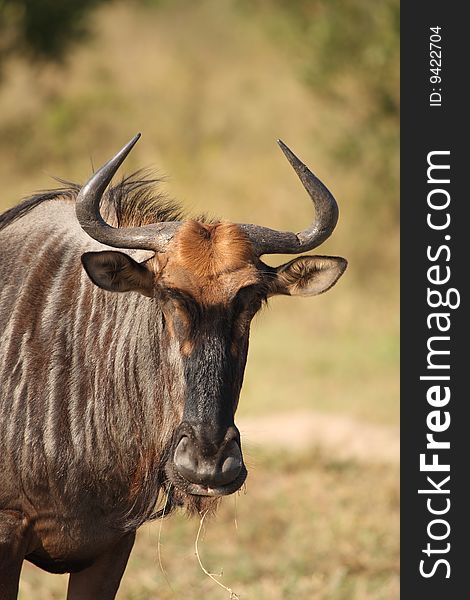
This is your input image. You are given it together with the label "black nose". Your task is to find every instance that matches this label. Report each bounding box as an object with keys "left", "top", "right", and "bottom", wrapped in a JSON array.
[{"left": 173, "top": 435, "right": 243, "bottom": 488}]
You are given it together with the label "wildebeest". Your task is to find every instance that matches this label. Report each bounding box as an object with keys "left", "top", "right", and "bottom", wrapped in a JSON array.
[{"left": 0, "top": 134, "right": 346, "bottom": 599}]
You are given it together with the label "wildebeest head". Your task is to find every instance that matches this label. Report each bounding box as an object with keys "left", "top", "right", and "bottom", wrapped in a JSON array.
[{"left": 77, "top": 134, "right": 346, "bottom": 503}]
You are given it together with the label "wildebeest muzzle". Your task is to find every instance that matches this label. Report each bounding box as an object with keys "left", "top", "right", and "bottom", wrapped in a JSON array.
[{"left": 169, "top": 422, "right": 247, "bottom": 496}]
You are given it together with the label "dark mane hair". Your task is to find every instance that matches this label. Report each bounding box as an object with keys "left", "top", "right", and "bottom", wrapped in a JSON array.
[{"left": 0, "top": 170, "right": 185, "bottom": 232}]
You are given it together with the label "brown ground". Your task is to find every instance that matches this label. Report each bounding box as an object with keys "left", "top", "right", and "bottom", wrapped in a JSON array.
[{"left": 238, "top": 411, "right": 399, "bottom": 464}]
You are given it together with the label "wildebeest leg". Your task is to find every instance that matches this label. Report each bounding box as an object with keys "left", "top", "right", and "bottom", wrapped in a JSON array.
[
  {"left": 0, "top": 510, "right": 32, "bottom": 600},
  {"left": 66, "top": 531, "right": 136, "bottom": 600}
]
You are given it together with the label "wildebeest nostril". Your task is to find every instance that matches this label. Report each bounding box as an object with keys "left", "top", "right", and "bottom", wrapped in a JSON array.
[
  {"left": 173, "top": 436, "right": 198, "bottom": 478},
  {"left": 219, "top": 440, "right": 242, "bottom": 484},
  {"left": 173, "top": 436, "right": 243, "bottom": 488}
]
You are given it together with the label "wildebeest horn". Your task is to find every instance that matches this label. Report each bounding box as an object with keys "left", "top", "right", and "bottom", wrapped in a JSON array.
[
  {"left": 238, "top": 140, "right": 339, "bottom": 256},
  {"left": 76, "top": 136, "right": 338, "bottom": 256},
  {"left": 75, "top": 133, "right": 180, "bottom": 251}
]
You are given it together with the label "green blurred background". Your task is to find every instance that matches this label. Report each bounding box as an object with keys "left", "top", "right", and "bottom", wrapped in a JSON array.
[{"left": 1, "top": 1, "right": 399, "bottom": 598}]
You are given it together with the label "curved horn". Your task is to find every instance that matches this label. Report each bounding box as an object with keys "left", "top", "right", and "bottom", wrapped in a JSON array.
[
  {"left": 75, "top": 133, "right": 180, "bottom": 251},
  {"left": 239, "top": 140, "right": 339, "bottom": 256}
]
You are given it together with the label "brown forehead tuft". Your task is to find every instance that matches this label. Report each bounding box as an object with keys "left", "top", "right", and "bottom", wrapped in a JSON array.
[{"left": 173, "top": 221, "right": 255, "bottom": 278}]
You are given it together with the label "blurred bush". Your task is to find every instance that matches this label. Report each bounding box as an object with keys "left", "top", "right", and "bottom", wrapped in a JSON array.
[{"left": 0, "top": 0, "right": 111, "bottom": 72}]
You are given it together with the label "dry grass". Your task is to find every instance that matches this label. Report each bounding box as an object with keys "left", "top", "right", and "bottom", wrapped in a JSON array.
[{"left": 19, "top": 449, "right": 399, "bottom": 600}]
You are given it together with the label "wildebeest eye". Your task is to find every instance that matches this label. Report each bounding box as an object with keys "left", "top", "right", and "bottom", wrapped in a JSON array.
[
  {"left": 233, "top": 285, "right": 265, "bottom": 315},
  {"left": 164, "top": 289, "right": 198, "bottom": 314}
]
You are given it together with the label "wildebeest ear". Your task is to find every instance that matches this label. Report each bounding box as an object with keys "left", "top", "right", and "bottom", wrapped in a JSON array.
[
  {"left": 269, "top": 255, "right": 347, "bottom": 297},
  {"left": 81, "top": 251, "right": 154, "bottom": 297}
]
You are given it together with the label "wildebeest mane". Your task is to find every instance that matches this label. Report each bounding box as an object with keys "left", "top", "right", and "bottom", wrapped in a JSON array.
[{"left": 0, "top": 170, "right": 187, "bottom": 231}]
